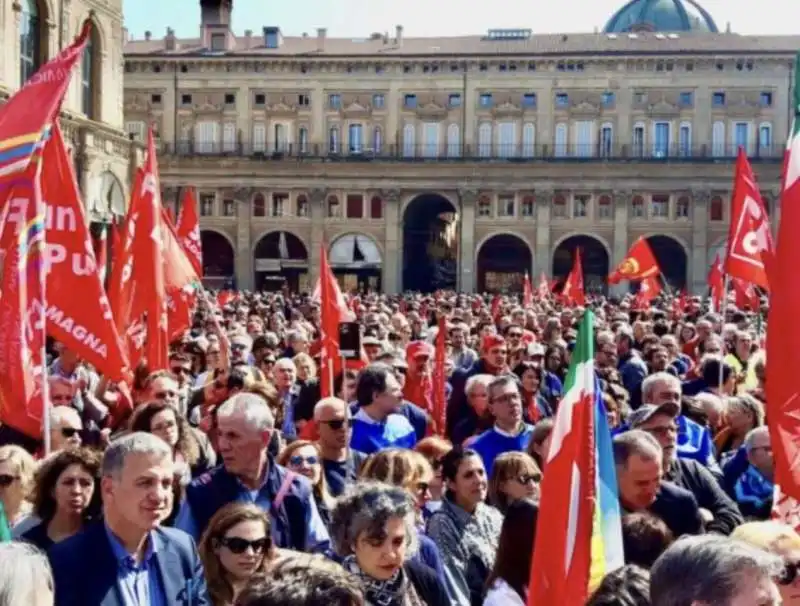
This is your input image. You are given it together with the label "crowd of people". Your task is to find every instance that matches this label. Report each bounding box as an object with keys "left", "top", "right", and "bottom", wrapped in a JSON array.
[{"left": 0, "top": 288, "right": 790, "bottom": 606}]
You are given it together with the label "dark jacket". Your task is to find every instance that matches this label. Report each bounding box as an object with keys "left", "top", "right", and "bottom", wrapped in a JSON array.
[
  {"left": 48, "top": 522, "right": 209, "bottom": 606},
  {"left": 665, "top": 457, "right": 743, "bottom": 535},
  {"left": 447, "top": 359, "right": 496, "bottom": 439},
  {"left": 648, "top": 481, "right": 705, "bottom": 538},
  {"left": 617, "top": 352, "right": 647, "bottom": 410},
  {"left": 406, "top": 559, "right": 450, "bottom": 606}
]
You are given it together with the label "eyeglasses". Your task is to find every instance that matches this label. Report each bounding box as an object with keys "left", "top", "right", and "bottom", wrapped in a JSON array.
[
  {"left": 289, "top": 455, "right": 319, "bottom": 467},
  {"left": 219, "top": 536, "right": 270, "bottom": 555},
  {"left": 171, "top": 367, "right": 191, "bottom": 376},
  {"left": 516, "top": 473, "right": 541, "bottom": 485},
  {"left": 508, "top": 332, "right": 523, "bottom": 339},
  {"left": 0, "top": 475, "right": 19, "bottom": 487},
  {"left": 415, "top": 481, "right": 430, "bottom": 494},
  {"left": 154, "top": 391, "right": 178, "bottom": 400},
  {"left": 646, "top": 424, "right": 678, "bottom": 438},
  {"left": 780, "top": 561, "right": 800, "bottom": 585},
  {"left": 321, "top": 419, "right": 350, "bottom": 431},
  {"left": 61, "top": 427, "right": 81, "bottom": 438}
]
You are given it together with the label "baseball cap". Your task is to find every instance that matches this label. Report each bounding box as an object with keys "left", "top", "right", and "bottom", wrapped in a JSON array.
[{"left": 627, "top": 402, "right": 680, "bottom": 428}]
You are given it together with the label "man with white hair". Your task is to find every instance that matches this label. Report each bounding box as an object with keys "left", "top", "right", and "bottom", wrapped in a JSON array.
[
  {"left": 734, "top": 426, "right": 774, "bottom": 519},
  {"left": 0, "top": 542, "right": 54, "bottom": 606},
  {"left": 177, "top": 393, "right": 329, "bottom": 552},
  {"left": 273, "top": 358, "right": 302, "bottom": 438},
  {"left": 48, "top": 406, "right": 83, "bottom": 453}
]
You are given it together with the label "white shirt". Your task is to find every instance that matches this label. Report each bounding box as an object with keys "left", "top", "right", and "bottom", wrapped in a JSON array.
[{"left": 483, "top": 579, "right": 524, "bottom": 606}]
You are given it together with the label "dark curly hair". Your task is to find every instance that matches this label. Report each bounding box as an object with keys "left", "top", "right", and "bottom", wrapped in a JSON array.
[
  {"left": 129, "top": 401, "right": 200, "bottom": 467},
  {"left": 32, "top": 447, "right": 102, "bottom": 522}
]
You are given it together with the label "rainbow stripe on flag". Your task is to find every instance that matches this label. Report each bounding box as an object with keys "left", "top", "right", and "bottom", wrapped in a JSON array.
[{"left": 0, "top": 131, "right": 44, "bottom": 179}]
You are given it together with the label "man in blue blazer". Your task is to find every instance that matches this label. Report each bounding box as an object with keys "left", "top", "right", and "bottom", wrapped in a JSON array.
[{"left": 49, "top": 432, "right": 209, "bottom": 606}]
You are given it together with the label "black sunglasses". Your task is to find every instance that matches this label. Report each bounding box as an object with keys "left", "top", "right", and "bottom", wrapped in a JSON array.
[
  {"left": 219, "top": 536, "right": 270, "bottom": 555},
  {"left": 321, "top": 419, "right": 351, "bottom": 431},
  {"left": 0, "top": 474, "right": 19, "bottom": 487},
  {"left": 61, "top": 427, "right": 81, "bottom": 438}
]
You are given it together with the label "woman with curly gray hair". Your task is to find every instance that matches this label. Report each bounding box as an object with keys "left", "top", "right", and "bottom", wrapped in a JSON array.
[{"left": 330, "top": 482, "right": 449, "bottom": 606}]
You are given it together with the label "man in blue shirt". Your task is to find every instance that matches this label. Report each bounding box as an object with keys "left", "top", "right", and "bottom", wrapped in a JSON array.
[
  {"left": 176, "top": 393, "right": 330, "bottom": 552},
  {"left": 49, "top": 432, "right": 209, "bottom": 606}
]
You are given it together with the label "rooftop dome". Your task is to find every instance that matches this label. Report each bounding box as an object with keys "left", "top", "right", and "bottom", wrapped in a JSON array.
[{"left": 603, "top": 0, "right": 719, "bottom": 33}]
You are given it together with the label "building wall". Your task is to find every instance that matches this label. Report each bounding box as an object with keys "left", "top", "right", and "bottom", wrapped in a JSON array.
[{"left": 1, "top": 0, "right": 136, "bottom": 222}]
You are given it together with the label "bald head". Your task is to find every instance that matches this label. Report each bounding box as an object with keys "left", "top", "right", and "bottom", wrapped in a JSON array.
[{"left": 314, "top": 397, "right": 348, "bottom": 421}]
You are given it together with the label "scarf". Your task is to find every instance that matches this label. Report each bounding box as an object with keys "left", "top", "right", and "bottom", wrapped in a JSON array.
[{"left": 343, "top": 556, "right": 414, "bottom": 606}]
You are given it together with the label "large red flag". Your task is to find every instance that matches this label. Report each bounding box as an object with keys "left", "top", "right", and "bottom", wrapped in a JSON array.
[
  {"left": 607, "top": 237, "right": 660, "bottom": 284},
  {"left": 431, "top": 315, "right": 447, "bottom": 436},
  {"left": 160, "top": 207, "right": 200, "bottom": 341},
  {"left": 176, "top": 188, "right": 203, "bottom": 278},
  {"left": 318, "top": 246, "right": 341, "bottom": 399},
  {"left": 708, "top": 255, "right": 725, "bottom": 312},
  {"left": 724, "top": 148, "right": 774, "bottom": 291},
  {"left": 767, "top": 53, "right": 800, "bottom": 513},
  {"left": 0, "top": 22, "right": 91, "bottom": 440},
  {"left": 562, "top": 248, "right": 586, "bottom": 306},
  {"left": 633, "top": 275, "right": 661, "bottom": 310}
]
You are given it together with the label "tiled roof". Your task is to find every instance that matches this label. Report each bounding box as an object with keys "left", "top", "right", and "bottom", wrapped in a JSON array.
[{"left": 123, "top": 31, "right": 800, "bottom": 58}]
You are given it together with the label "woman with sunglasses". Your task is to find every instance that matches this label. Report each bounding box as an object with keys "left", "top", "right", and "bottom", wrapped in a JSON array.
[
  {"left": 21, "top": 447, "right": 101, "bottom": 550},
  {"left": 487, "top": 452, "right": 540, "bottom": 515},
  {"left": 0, "top": 445, "right": 37, "bottom": 536},
  {"left": 199, "top": 502, "right": 276, "bottom": 606},
  {"left": 277, "top": 440, "right": 334, "bottom": 528}
]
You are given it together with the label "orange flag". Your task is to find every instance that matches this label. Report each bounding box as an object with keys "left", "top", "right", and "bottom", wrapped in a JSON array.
[{"left": 608, "top": 237, "right": 660, "bottom": 284}]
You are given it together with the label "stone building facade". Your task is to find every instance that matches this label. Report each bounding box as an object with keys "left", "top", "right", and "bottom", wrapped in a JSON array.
[
  {"left": 0, "top": 0, "right": 136, "bottom": 225},
  {"left": 123, "top": 0, "right": 794, "bottom": 294}
]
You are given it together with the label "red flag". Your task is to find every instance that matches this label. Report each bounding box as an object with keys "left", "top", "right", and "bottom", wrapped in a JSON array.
[
  {"left": 318, "top": 246, "right": 341, "bottom": 399},
  {"left": 672, "top": 288, "right": 687, "bottom": 317},
  {"left": 176, "top": 188, "right": 203, "bottom": 278},
  {"left": 432, "top": 315, "right": 447, "bottom": 435},
  {"left": 562, "top": 248, "right": 585, "bottom": 306},
  {"left": 160, "top": 208, "right": 199, "bottom": 341},
  {"left": 607, "top": 237, "right": 660, "bottom": 284},
  {"left": 522, "top": 272, "right": 533, "bottom": 307},
  {"left": 166, "top": 207, "right": 176, "bottom": 227},
  {"left": 732, "top": 278, "right": 759, "bottom": 310},
  {"left": 724, "top": 148, "right": 773, "bottom": 291},
  {"left": 0, "top": 23, "right": 91, "bottom": 439},
  {"left": 490, "top": 294, "right": 501, "bottom": 319},
  {"left": 537, "top": 272, "right": 549, "bottom": 299},
  {"left": 634, "top": 275, "right": 661, "bottom": 309},
  {"left": 767, "top": 53, "right": 800, "bottom": 508},
  {"left": 707, "top": 255, "right": 725, "bottom": 313}
]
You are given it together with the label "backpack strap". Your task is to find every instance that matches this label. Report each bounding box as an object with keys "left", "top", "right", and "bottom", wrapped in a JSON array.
[{"left": 273, "top": 470, "right": 297, "bottom": 509}]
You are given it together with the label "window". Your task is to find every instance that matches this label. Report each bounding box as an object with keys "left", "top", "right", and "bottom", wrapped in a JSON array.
[
  {"left": 712, "top": 92, "right": 726, "bottom": 107},
  {"left": 679, "top": 91, "right": 694, "bottom": 106},
  {"left": 346, "top": 195, "right": 363, "bottom": 219},
  {"left": 210, "top": 33, "right": 226, "bottom": 51},
  {"left": 554, "top": 123, "right": 568, "bottom": 158},
  {"left": 710, "top": 196, "right": 724, "bottom": 221},
  {"left": 19, "top": 0, "right": 43, "bottom": 86},
  {"left": 273, "top": 124, "right": 287, "bottom": 152},
  {"left": 327, "top": 196, "right": 340, "bottom": 218},
  {"left": 151, "top": 94, "right": 162, "bottom": 104},
  {"left": 222, "top": 123, "right": 236, "bottom": 153},
  {"left": 712, "top": 121, "right": 726, "bottom": 157},
  {"left": 601, "top": 92, "right": 615, "bottom": 107},
  {"left": 297, "top": 94, "right": 310, "bottom": 107},
  {"left": 296, "top": 195, "right": 309, "bottom": 217},
  {"left": 679, "top": 122, "right": 692, "bottom": 157},
  {"left": 632, "top": 123, "right": 645, "bottom": 158},
  {"left": 349, "top": 124, "right": 363, "bottom": 154},
  {"left": 521, "top": 196, "right": 534, "bottom": 217},
  {"left": 264, "top": 29, "right": 280, "bottom": 48},
  {"left": 574, "top": 120, "right": 593, "bottom": 158},
  {"left": 497, "top": 122, "right": 516, "bottom": 158},
  {"left": 194, "top": 121, "right": 219, "bottom": 154},
  {"left": 760, "top": 92, "right": 773, "bottom": 107},
  {"left": 552, "top": 194, "right": 567, "bottom": 218},
  {"left": 253, "top": 194, "right": 266, "bottom": 217},
  {"left": 404, "top": 94, "right": 417, "bottom": 109},
  {"left": 81, "top": 30, "right": 96, "bottom": 119},
  {"left": 735, "top": 122, "right": 750, "bottom": 153},
  {"left": 600, "top": 123, "right": 613, "bottom": 157},
  {"left": 676, "top": 196, "right": 690, "bottom": 218},
  {"left": 252, "top": 123, "right": 266, "bottom": 153},
  {"left": 522, "top": 123, "right": 536, "bottom": 158},
  {"left": 271, "top": 194, "right": 288, "bottom": 217},
  {"left": 329, "top": 126, "right": 340, "bottom": 154},
  {"left": 522, "top": 93, "right": 537, "bottom": 108},
  {"left": 758, "top": 123, "right": 772, "bottom": 155},
  {"left": 479, "top": 93, "right": 493, "bottom": 108},
  {"left": 199, "top": 193, "right": 215, "bottom": 216},
  {"left": 254, "top": 93, "right": 266, "bottom": 106},
  {"left": 633, "top": 92, "right": 647, "bottom": 105},
  {"left": 631, "top": 195, "right": 645, "bottom": 218},
  {"left": 181, "top": 94, "right": 192, "bottom": 106},
  {"left": 422, "top": 122, "right": 440, "bottom": 158},
  {"left": 573, "top": 194, "right": 590, "bottom": 218},
  {"left": 555, "top": 93, "right": 569, "bottom": 108},
  {"left": 403, "top": 123, "right": 415, "bottom": 158},
  {"left": 222, "top": 198, "right": 236, "bottom": 217},
  {"left": 298, "top": 127, "right": 308, "bottom": 153},
  {"left": 125, "top": 121, "right": 146, "bottom": 142},
  {"left": 652, "top": 122, "right": 670, "bottom": 158},
  {"left": 370, "top": 196, "right": 383, "bottom": 219},
  {"left": 478, "top": 123, "right": 492, "bottom": 157},
  {"left": 447, "top": 124, "right": 461, "bottom": 158},
  {"left": 372, "top": 94, "right": 384, "bottom": 109},
  {"left": 651, "top": 194, "right": 669, "bottom": 218},
  {"left": 372, "top": 127, "right": 382, "bottom": 153},
  {"left": 498, "top": 195, "right": 515, "bottom": 218},
  {"left": 448, "top": 94, "right": 462, "bottom": 108},
  {"left": 598, "top": 195, "right": 612, "bottom": 219},
  {"left": 329, "top": 94, "right": 341, "bottom": 109},
  {"left": 477, "top": 197, "right": 492, "bottom": 217},
  {"left": 224, "top": 93, "right": 236, "bottom": 106}
]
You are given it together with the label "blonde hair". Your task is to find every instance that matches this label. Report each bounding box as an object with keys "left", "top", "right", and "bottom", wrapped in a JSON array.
[
  {"left": 488, "top": 451, "right": 541, "bottom": 514},
  {"left": 292, "top": 352, "right": 317, "bottom": 379},
  {"left": 731, "top": 520, "right": 800, "bottom": 554},
  {"left": 360, "top": 448, "right": 421, "bottom": 491},
  {"left": 0, "top": 445, "right": 37, "bottom": 497}
]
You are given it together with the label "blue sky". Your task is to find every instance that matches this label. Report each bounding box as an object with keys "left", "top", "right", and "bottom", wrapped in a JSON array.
[{"left": 123, "top": 0, "right": 798, "bottom": 39}]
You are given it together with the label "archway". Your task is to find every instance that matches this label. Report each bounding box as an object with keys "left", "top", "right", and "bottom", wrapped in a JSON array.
[
  {"left": 552, "top": 235, "right": 610, "bottom": 294},
  {"left": 402, "top": 193, "right": 458, "bottom": 292},
  {"left": 253, "top": 231, "right": 309, "bottom": 292},
  {"left": 201, "top": 231, "right": 235, "bottom": 289},
  {"left": 329, "top": 233, "right": 382, "bottom": 293},
  {"left": 476, "top": 234, "right": 533, "bottom": 293},
  {"left": 646, "top": 235, "right": 688, "bottom": 290}
]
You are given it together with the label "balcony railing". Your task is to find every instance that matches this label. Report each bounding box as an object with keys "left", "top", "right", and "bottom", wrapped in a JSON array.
[{"left": 159, "top": 141, "right": 784, "bottom": 163}]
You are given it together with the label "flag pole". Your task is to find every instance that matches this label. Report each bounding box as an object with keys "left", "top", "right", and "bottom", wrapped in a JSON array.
[
  {"left": 36, "top": 154, "right": 51, "bottom": 457},
  {"left": 718, "top": 274, "right": 730, "bottom": 391}
]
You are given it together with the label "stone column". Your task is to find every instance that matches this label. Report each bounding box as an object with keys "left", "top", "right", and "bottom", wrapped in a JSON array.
[
  {"left": 458, "top": 189, "right": 477, "bottom": 293},
  {"left": 308, "top": 188, "right": 326, "bottom": 287},
  {"left": 691, "top": 191, "right": 710, "bottom": 295},
  {"left": 381, "top": 189, "right": 401, "bottom": 293},
  {"left": 534, "top": 191, "right": 552, "bottom": 278},
  {"left": 234, "top": 187, "right": 253, "bottom": 290},
  {"left": 611, "top": 190, "right": 631, "bottom": 296}
]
